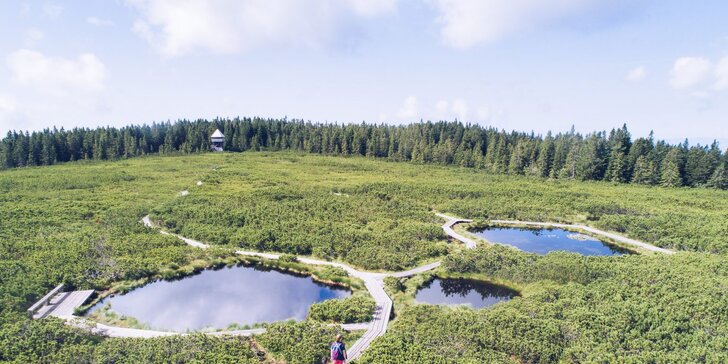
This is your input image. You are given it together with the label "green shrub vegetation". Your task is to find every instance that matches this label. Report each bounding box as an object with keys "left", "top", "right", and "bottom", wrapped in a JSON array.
[
  {"left": 257, "top": 321, "right": 360, "bottom": 364},
  {"left": 360, "top": 248, "right": 728, "bottom": 363},
  {"left": 308, "top": 294, "right": 376, "bottom": 323},
  {"left": 0, "top": 318, "right": 262, "bottom": 363},
  {"left": 278, "top": 253, "right": 298, "bottom": 263},
  {"left": 1, "top": 151, "right": 727, "bottom": 362},
  {"left": 151, "top": 152, "right": 728, "bottom": 265}
]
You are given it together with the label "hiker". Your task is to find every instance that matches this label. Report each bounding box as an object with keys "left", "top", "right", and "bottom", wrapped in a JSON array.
[{"left": 330, "top": 334, "right": 347, "bottom": 363}]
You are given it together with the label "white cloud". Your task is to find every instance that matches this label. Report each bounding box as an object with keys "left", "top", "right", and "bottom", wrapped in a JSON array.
[
  {"left": 476, "top": 106, "right": 507, "bottom": 126},
  {"left": 347, "top": 0, "right": 397, "bottom": 17},
  {"left": 397, "top": 96, "right": 418, "bottom": 119},
  {"left": 626, "top": 66, "right": 646, "bottom": 82},
  {"left": 435, "top": 100, "right": 449, "bottom": 116},
  {"left": 24, "top": 28, "right": 45, "bottom": 46},
  {"left": 126, "top": 0, "right": 397, "bottom": 56},
  {"left": 429, "top": 0, "right": 620, "bottom": 49},
  {"left": 670, "top": 57, "right": 712, "bottom": 89},
  {"left": 0, "top": 94, "right": 22, "bottom": 128},
  {"left": 0, "top": 95, "right": 17, "bottom": 113},
  {"left": 713, "top": 57, "right": 728, "bottom": 91},
  {"left": 87, "top": 17, "right": 114, "bottom": 26},
  {"left": 20, "top": 2, "right": 31, "bottom": 16},
  {"left": 451, "top": 99, "right": 468, "bottom": 120},
  {"left": 433, "top": 98, "right": 469, "bottom": 120},
  {"left": 42, "top": 3, "right": 62, "bottom": 18},
  {"left": 7, "top": 49, "right": 106, "bottom": 94}
]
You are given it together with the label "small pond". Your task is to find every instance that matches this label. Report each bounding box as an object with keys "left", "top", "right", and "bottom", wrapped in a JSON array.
[
  {"left": 472, "top": 227, "right": 627, "bottom": 256},
  {"left": 87, "top": 264, "right": 351, "bottom": 332},
  {"left": 415, "top": 278, "right": 518, "bottom": 308}
]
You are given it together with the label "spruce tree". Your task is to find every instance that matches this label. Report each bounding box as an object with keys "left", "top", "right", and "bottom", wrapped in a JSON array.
[
  {"left": 536, "top": 134, "right": 555, "bottom": 178},
  {"left": 631, "top": 155, "right": 656, "bottom": 185},
  {"left": 660, "top": 149, "right": 683, "bottom": 187},
  {"left": 707, "top": 163, "right": 728, "bottom": 189}
]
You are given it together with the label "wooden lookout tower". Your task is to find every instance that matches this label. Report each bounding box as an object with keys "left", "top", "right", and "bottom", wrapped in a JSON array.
[{"left": 211, "top": 129, "right": 224, "bottom": 152}]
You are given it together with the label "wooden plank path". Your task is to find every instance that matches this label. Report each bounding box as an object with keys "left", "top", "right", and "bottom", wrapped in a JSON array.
[
  {"left": 42, "top": 212, "right": 671, "bottom": 361},
  {"left": 435, "top": 212, "right": 477, "bottom": 248},
  {"left": 139, "top": 215, "right": 450, "bottom": 361},
  {"left": 31, "top": 290, "right": 95, "bottom": 319}
]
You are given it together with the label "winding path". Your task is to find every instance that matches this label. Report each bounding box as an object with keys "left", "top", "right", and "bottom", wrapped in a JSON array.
[
  {"left": 137, "top": 215, "right": 441, "bottom": 361},
  {"left": 41, "top": 212, "right": 671, "bottom": 361},
  {"left": 435, "top": 213, "right": 477, "bottom": 249}
]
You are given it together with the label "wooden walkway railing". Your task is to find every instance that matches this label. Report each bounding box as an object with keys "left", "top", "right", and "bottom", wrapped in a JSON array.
[{"left": 27, "top": 284, "right": 64, "bottom": 318}]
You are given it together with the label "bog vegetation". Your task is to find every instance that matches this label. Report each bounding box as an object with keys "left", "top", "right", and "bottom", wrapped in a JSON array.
[
  {"left": 1, "top": 151, "right": 727, "bottom": 363},
  {"left": 361, "top": 248, "right": 728, "bottom": 363},
  {"left": 308, "top": 294, "right": 376, "bottom": 323}
]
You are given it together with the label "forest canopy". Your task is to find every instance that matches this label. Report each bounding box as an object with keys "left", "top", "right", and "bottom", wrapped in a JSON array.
[{"left": 2, "top": 118, "right": 727, "bottom": 189}]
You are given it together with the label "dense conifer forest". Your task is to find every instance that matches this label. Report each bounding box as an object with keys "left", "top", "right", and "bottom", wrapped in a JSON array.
[{"left": 2, "top": 118, "right": 727, "bottom": 188}]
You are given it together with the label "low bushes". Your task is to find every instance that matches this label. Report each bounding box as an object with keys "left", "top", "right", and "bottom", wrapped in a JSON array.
[{"left": 308, "top": 294, "right": 376, "bottom": 323}]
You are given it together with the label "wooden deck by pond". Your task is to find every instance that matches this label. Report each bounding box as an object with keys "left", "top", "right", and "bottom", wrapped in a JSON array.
[{"left": 30, "top": 289, "right": 95, "bottom": 319}]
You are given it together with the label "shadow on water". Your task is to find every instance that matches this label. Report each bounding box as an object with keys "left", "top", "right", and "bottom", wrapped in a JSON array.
[{"left": 415, "top": 277, "right": 518, "bottom": 308}]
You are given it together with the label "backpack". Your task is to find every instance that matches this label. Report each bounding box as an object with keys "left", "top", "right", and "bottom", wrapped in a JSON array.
[{"left": 330, "top": 342, "right": 345, "bottom": 360}]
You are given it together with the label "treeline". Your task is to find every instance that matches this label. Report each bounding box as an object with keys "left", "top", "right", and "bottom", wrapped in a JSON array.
[{"left": 2, "top": 118, "right": 727, "bottom": 188}]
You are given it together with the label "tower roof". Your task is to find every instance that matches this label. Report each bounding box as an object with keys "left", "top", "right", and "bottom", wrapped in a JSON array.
[{"left": 211, "top": 129, "right": 224, "bottom": 138}]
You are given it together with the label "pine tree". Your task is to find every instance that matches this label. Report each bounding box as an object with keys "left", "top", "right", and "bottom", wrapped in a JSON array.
[
  {"left": 41, "top": 134, "right": 56, "bottom": 165},
  {"left": 576, "top": 133, "right": 608, "bottom": 181},
  {"left": 3, "top": 132, "right": 15, "bottom": 168},
  {"left": 559, "top": 143, "right": 580, "bottom": 179},
  {"left": 473, "top": 141, "right": 485, "bottom": 169},
  {"left": 607, "top": 149, "right": 628, "bottom": 182},
  {"left": 493, "top": 136, "right": 509, "bottom": 173},
  {"left": 411, "top": 141, "right": 423, "bottom": 164},
  {"left": 536, "top": 134, "right": 555, "bottom": 177},
  {"left": 606, "top": 124, "right": 632, "bottom": 182},
  {"left": 508, "top": 140, "right": 527, "bottom": 175},
  {"left": 660, "top": 149, "right": 683, "bottom": 187},
  {"left": 631, "top": 155, "right": 657, "bottom": 185},
  {"left": 706, "top": 163, "right": 728, "bottom": 189}
]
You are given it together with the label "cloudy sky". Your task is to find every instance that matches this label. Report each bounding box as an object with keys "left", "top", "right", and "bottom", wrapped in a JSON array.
[{"left": 1, "top": 0, "right": 727, "bottom": 145}]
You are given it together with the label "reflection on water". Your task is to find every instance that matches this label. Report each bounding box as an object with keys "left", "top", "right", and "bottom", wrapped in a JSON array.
[
  {"left": 415, "top": 278, "right": 518, "bottom": 308},
  {"left": 87, "top": 264, "right": 350, "bottom": 332},
  {"left": 472, "top": 227, "right": 627, "bottom": 256}
]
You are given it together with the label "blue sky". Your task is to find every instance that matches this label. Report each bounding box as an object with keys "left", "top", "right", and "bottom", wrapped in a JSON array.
[{"left": 1, "top": 0, "right": 727, "bottom": 146}]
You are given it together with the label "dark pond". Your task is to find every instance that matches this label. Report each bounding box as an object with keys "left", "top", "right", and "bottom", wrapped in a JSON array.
[
  {"left": 415, "top": 278, "right": 518, "bottom": 308},
  {"left": 472, "top": 227, "right": 627, "bottom": 256},
  {"left": 87, "top": 264, "right": 350, "bottom": 332}
]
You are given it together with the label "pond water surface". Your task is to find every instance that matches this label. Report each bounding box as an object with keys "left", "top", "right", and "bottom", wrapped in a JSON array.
[
  {"left": 472, "top": 227, "right": 627, "bottom": 256},
  {"left": 415, "top": 278, "right": 518, "bottom": 308},
  {"left": 87, "top": 264, "right": 351, "bottom": 332}
]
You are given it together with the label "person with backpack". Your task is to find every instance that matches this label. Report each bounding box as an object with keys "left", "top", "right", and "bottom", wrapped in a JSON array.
[{"left": 330, "top": 334, "right": 347, "bottom": 363}]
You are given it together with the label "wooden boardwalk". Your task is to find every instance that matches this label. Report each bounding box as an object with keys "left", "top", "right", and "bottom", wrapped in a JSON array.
[
  {"left": 140, "top": 216, "right": 446, "bottom": 360},
  {"left": 435, "top": 213, "right": 477, "bottom": 249},
  {"left": 70, "top": 212, "right": 678, "bottom": 360},
  {"left": 44, "top": 212, "right": 671, "bottom": 361},
  {"left": 32, "top": 290, "right": 95, "bottom": 319}
]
